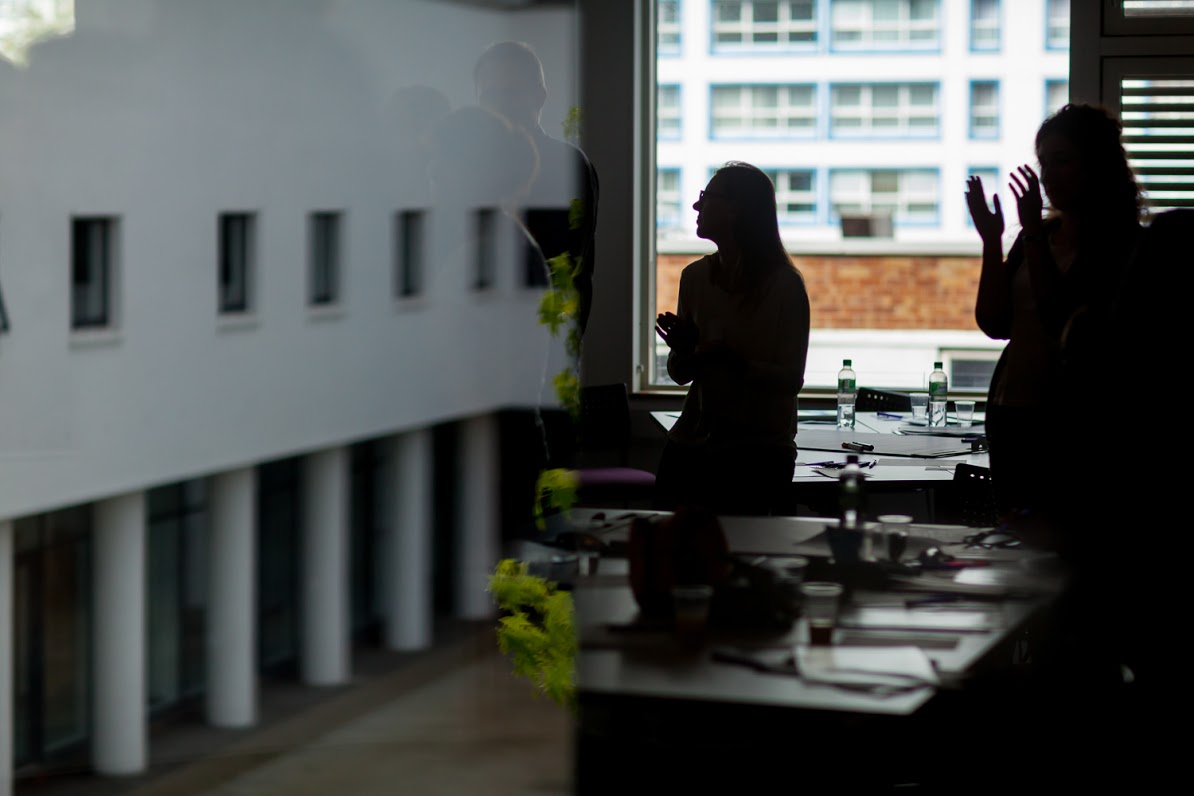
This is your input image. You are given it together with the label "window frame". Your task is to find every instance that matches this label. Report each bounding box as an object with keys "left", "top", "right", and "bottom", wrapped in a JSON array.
[
  {"left": 709, "top": 82, "right": 819, "bottom": 139},
  {"left": 710, "top": 0, "right": 820, "bottom": 52},
  {"left": 761, "top": 167, "right": 819, "bottom": 225},
  {"left": 217, "top": 212, "right": 256, "bottom": 316},
  {"left": 657, "top": 83, "right": 683, "bottom": 139},
  {"left": 828, "top": 81, "right": 940, "bottom": 140},
  {"left": 394, "top": 209, "right": 426, "bottom": 301},
  {"left": 968, "top": 80, "right": 1001, "bottom": 139},
  {"left": 1044, "top": 0, "right": 1070, "bottom": 51},
  {"left": 308, "top": 210, "right": 343, "bottom": 308},
  {"left": 70, "top": 216, "right": 118, "bottom": 331},
  {"left": 658, "top": 0, "right": 683, "bottom": 55},
  {"left": 1103, "top": 0, "right": 1194, "bottom": 35},
  {"left": 827, "top": 167, "right": 942, "bottom": 227},
  {"left": 829, "top": 0, "right": 942, "bottom": 53},
  {"left": 969, "top": 0, "right": 1001, "bottom": 52}
]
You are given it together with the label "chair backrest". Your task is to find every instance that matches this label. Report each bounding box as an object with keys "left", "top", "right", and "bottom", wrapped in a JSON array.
[
  {"left": 951, "top": 463, "right": 1000, "bottom": 527},
  {"left": 579, "top": 383, "right": 632, "bottom": 456},
  {"left": 855, "top": 387, "right": 913, "bottom": 412}
]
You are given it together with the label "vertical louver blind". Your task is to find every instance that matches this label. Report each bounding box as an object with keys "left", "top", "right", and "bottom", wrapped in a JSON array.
[{"left": 1121, "top": 78, "right": 1194, "bottom": 210}]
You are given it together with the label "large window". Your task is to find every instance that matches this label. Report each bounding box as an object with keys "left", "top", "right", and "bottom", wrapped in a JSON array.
[
  {"left": 970, "top": 81, "right": 1000, "bottom": 138},
  {"left": 831, "top": 0, "right": 940, "bottom": 50},
  {"left": 711, "top": 84, "right": 817, "bottom": 137},
  {"left": 394, "top": 209, "right": 425, "bottom": 299},
  {"left": 830, "top": 83, "right": 939, "bottom": 137},
  {"left": 829, "top": 168, "right": 939, "bottom": 225},
  {"left": 657, "top": 169, "right": 684, "bottom": 229},
  {"left": 1045, "top": 79, "right": 1069, "bottom": 115},
  {"left": 71, "top": 217, "right": 116, "bottom": 330},
  {"left": 659, "top": 0, "right": 682, "bottom": 53},
  {"left": 712, "top": 1, "right": 818, "bottom": 48}
]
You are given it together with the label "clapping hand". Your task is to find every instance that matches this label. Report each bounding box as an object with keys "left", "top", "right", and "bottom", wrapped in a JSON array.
[
  {"left": 965, "top": 175, "right": 1004, "bottom": 245},
  {"left": 1009, "top": 165, "right": 1044, "bottom": 239},
  {"left": 656, "top": 311, "right": 697, "bottom": 353}
]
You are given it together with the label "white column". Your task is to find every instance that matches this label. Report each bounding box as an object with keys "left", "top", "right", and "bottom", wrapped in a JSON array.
[
  {"left": 93, "top": 492, "right": 147, "bottom": 776},
  {"left": 383, "top": 430, "right": 433, "bottom": 651},
  {"left": 457, "top": 414, "right": 500, "bottom": 620},
  {"left": 301, "top": 447, "right": 350, "bottom": 686},
  {"left": 0, "top": 521, "right": 13, "bottom": 796},
  {"left": 207, "top": 468, "right": 257, "bottom": 727}
]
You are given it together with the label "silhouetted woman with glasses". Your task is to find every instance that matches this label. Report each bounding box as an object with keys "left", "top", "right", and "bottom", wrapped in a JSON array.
[{"left": 655, "top": 162, "right": 810, "bottom": 516}]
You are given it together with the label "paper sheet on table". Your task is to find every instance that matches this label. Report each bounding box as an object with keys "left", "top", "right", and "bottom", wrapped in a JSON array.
[
  {"left": 840, "top": 608, "right": 997, "bottom": 633},
  {"left": 795, "top": 645, "right": 939, "bottom": 690}
]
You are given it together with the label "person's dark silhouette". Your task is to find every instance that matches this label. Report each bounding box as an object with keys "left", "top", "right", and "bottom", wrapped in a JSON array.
[
  {"left": 474, "top": 41, "right": 599, "bottom": 334},
  {"left": 966, "top": 103, "right": 1143, "bottom": 547},
  {"left": 654, "top": 163, "right": 810, "bottom": 516}
]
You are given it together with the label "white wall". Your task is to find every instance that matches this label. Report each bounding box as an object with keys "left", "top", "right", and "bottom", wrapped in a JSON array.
[{"left": 0, "top": 0, "right": 578, "bottom": 520}]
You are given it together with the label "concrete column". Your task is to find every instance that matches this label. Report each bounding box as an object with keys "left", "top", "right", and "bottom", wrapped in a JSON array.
[
  {"left": 301, "top": 447, "right": 350, "bottom": 685},
  {"left": 0, "top": 521, "right": 13, "bottom": 796},
  {"left": 207, "top": 468, "right": 258, "bottom": 727},
  {"left": 457, "top": 414, "right": 500, "bottom": 620},
  {"left": 382, "top": 430, "right": 433, "bottom": 651},
  {"left": 93, "top": 492, "right": 147, "bottom": 775}
]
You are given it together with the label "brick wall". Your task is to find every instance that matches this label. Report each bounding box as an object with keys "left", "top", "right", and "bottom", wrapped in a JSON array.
[{"left": 656, "top": 253, "right": 982, "bottom": 330}]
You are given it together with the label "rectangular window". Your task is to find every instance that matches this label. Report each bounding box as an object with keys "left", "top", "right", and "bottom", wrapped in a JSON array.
[
  {"left": 71, "top": 217, "right": 115, "bottom": 329},
  {"left": 831, "top": 0, "right": 941, "bottom": 51},
  {"left": 1046, "top": 0, "right": 1070, "bottom": 50},
  {"left": 1045, "top": 79, "right": 1069, "bottom": 115},
  {"left": 763, "top": 169, "right": 818, "bottom": 222},
  {"left": 658, "top": 84, "right": 682, "bottom": 139},
  {"left": 658, "top": 0, "right": 682, "bottom": 53},
  {"left": 830, "top": 168, "right": 939, "bottom": 225},
  {"left": 970, "top": 0, "right": 1000, "bottom": 50},
  {"left": 711, "top": 84, "right": 817, "bottom": 138},
  {"left": 309, "top": 211, "right": 341, "bottom": 306},
  {"left": 395, "top": 210, "right": 425, "bottom": 299},
  {"left": 474, "top": 208, "right": 497, "bottom": 290},
  {"left": 657, "top": 168, "right": 683, "bottom": 228},
  {"left": 970, "top": 81, "right": 1000, "bottom": 138},
  {"left": 830, "top": 82, "right": 939, "bottom": 137},
  {"left": 218, "top": 212, "right": 255, "bottom": 314},
  {"left": 712, "top": 1, "right": 818, "bottom": 48},
  {"left": 1120, "top": 77, "right": 1194, "bottom": 212}
]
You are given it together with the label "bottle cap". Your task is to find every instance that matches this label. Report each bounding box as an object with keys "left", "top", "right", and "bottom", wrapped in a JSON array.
[
  {"left": 846, "top": 454, "right": 859, "bottom": 464},
  {"left": 933, "top": 361, "right": 943, "bottom": 369},
  {"left": 843, "top": 359, "right": 852, "bottom": 366}
]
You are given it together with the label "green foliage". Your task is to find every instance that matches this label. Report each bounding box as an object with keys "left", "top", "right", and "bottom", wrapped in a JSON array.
[
  {"left": 562, "top": 106, "right": 583, "bottom": 143},
  {"left": 489, "top": 560, "right": 577, "bottom": 710},
  {"left": 568, "top": 198, "right": 585, "bottom": 232},
  {"left": 553, "top": 370, "right": 581, "bottom": 419},
  {"left": 534, "top": 467, "right": 579, "bottom": 529}
]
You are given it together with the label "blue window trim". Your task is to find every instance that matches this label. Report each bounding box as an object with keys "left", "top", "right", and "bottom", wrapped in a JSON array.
[
  {"left": 756, "top": 165, "right": 820, "bottom": 227},
  {"left": 707, "top": 0, "right": 823, "bottom": 56},
  {"left": 656, "top": 166, "right": 684, "bottom": 228},
  {"left": 968, "top": 0, "right": 1002, "bottom": 53},
  {"left": 965, "top": 166, "right": 1001, "bottom": 227},
  {"left": 826, "top": 166, "right": 942, "bottom": 228},
  {"left": 1043, "top": 0, "right": 1069, "bottom": 52},
  {"left": 707, "top": 82, "right": 820, "bottom": 142},
  {"left": 827, "top": 0, "right": 944, "bottom": 55},
  {"left": 657, "top": 83, "right": 683, "bottom": 141},
  {"left": 1044, "top": 78, "right": 1069, "bottom": 119},
  {"left": 658, "top": 0, "right": 683, "bottom": 57},
  {"left": 826, "top": 81, "right": 942, "bottom": 142},
  {"left": 968, "top": 79, "right": 1001, "bottom": 140}
]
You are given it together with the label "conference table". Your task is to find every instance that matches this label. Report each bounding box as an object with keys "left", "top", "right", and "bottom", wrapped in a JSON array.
[
  {"left": 650, "top": 410, "right": 993, "bottom": 520},
  {"left": 564, "top": 508, "right": 1061, "bottom": 792}
]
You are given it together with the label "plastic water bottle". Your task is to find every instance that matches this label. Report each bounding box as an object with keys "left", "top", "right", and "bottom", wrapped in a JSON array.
[
  {"left": 838, "top": 454, "right": 864, "bottom": 531},
  {"left": 836, "top": 359, "right": 857, "bottom": 429},
  {"left": 928, "top": 361, "right": 948, "bottom": 427}
]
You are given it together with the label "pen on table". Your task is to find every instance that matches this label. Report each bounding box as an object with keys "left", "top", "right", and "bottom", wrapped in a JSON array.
[{"left": 877, "top": 412, "right": 904, "bottom": 420}]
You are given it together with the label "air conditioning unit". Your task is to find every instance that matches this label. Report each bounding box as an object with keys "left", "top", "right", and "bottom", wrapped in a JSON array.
[{"left": 839, "top": 213, "right": 894, "bottom": 238}]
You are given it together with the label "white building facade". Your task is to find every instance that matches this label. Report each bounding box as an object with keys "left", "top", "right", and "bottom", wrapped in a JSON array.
[{"left": 0, "top": 0, "right": 576, "bottom": 789}]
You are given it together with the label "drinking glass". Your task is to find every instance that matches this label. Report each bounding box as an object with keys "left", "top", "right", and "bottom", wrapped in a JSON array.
[{"left": 910, "top": 392, "right": 929, "bottom": 421}]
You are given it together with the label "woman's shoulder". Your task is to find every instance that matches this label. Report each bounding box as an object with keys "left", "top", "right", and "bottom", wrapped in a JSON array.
[
  {"left": 768, "top": 264, "right": 809, "bottom": 295},
  {"left": 679, "top": 254, "right": 716, "bottom": 281}
]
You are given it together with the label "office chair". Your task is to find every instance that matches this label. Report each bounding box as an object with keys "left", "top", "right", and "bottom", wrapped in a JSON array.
[
  {"left": 574, "top": 383, "right": 656, "bottom": 507},
  {"left": 855, "top": 387, "right": 913, "bottom": 413},
  {"left": 946, "top": 463, "right": 1000, "bottom": 527}
]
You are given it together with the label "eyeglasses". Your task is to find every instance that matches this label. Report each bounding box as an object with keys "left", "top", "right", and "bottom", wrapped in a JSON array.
[{"left": 697, "top": 189, "right": 728, "bottom": 203}]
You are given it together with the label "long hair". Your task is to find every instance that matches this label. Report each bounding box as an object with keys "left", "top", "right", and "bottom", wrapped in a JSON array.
[
  {"left": 1036, "top": 104, "right": 1144, "bottom": 238},
  {"left": 712, "top": 162, "right": 797, "bottom": 293}
]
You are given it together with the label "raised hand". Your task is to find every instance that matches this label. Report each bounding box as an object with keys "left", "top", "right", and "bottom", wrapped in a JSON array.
[
  {"left": 1009, "top": 165, "right": 1044, "bottom": 239},
  {"left": 656, "top": 311, "right": 697, "bottom": 353},
  {"left": 965, "top": 175, "right": 1004, "bottom": 244}
]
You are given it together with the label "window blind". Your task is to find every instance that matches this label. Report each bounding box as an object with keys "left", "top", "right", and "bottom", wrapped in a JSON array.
[{"left": 1120, "top": 78, "right": 1194, "bottom": 211}]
